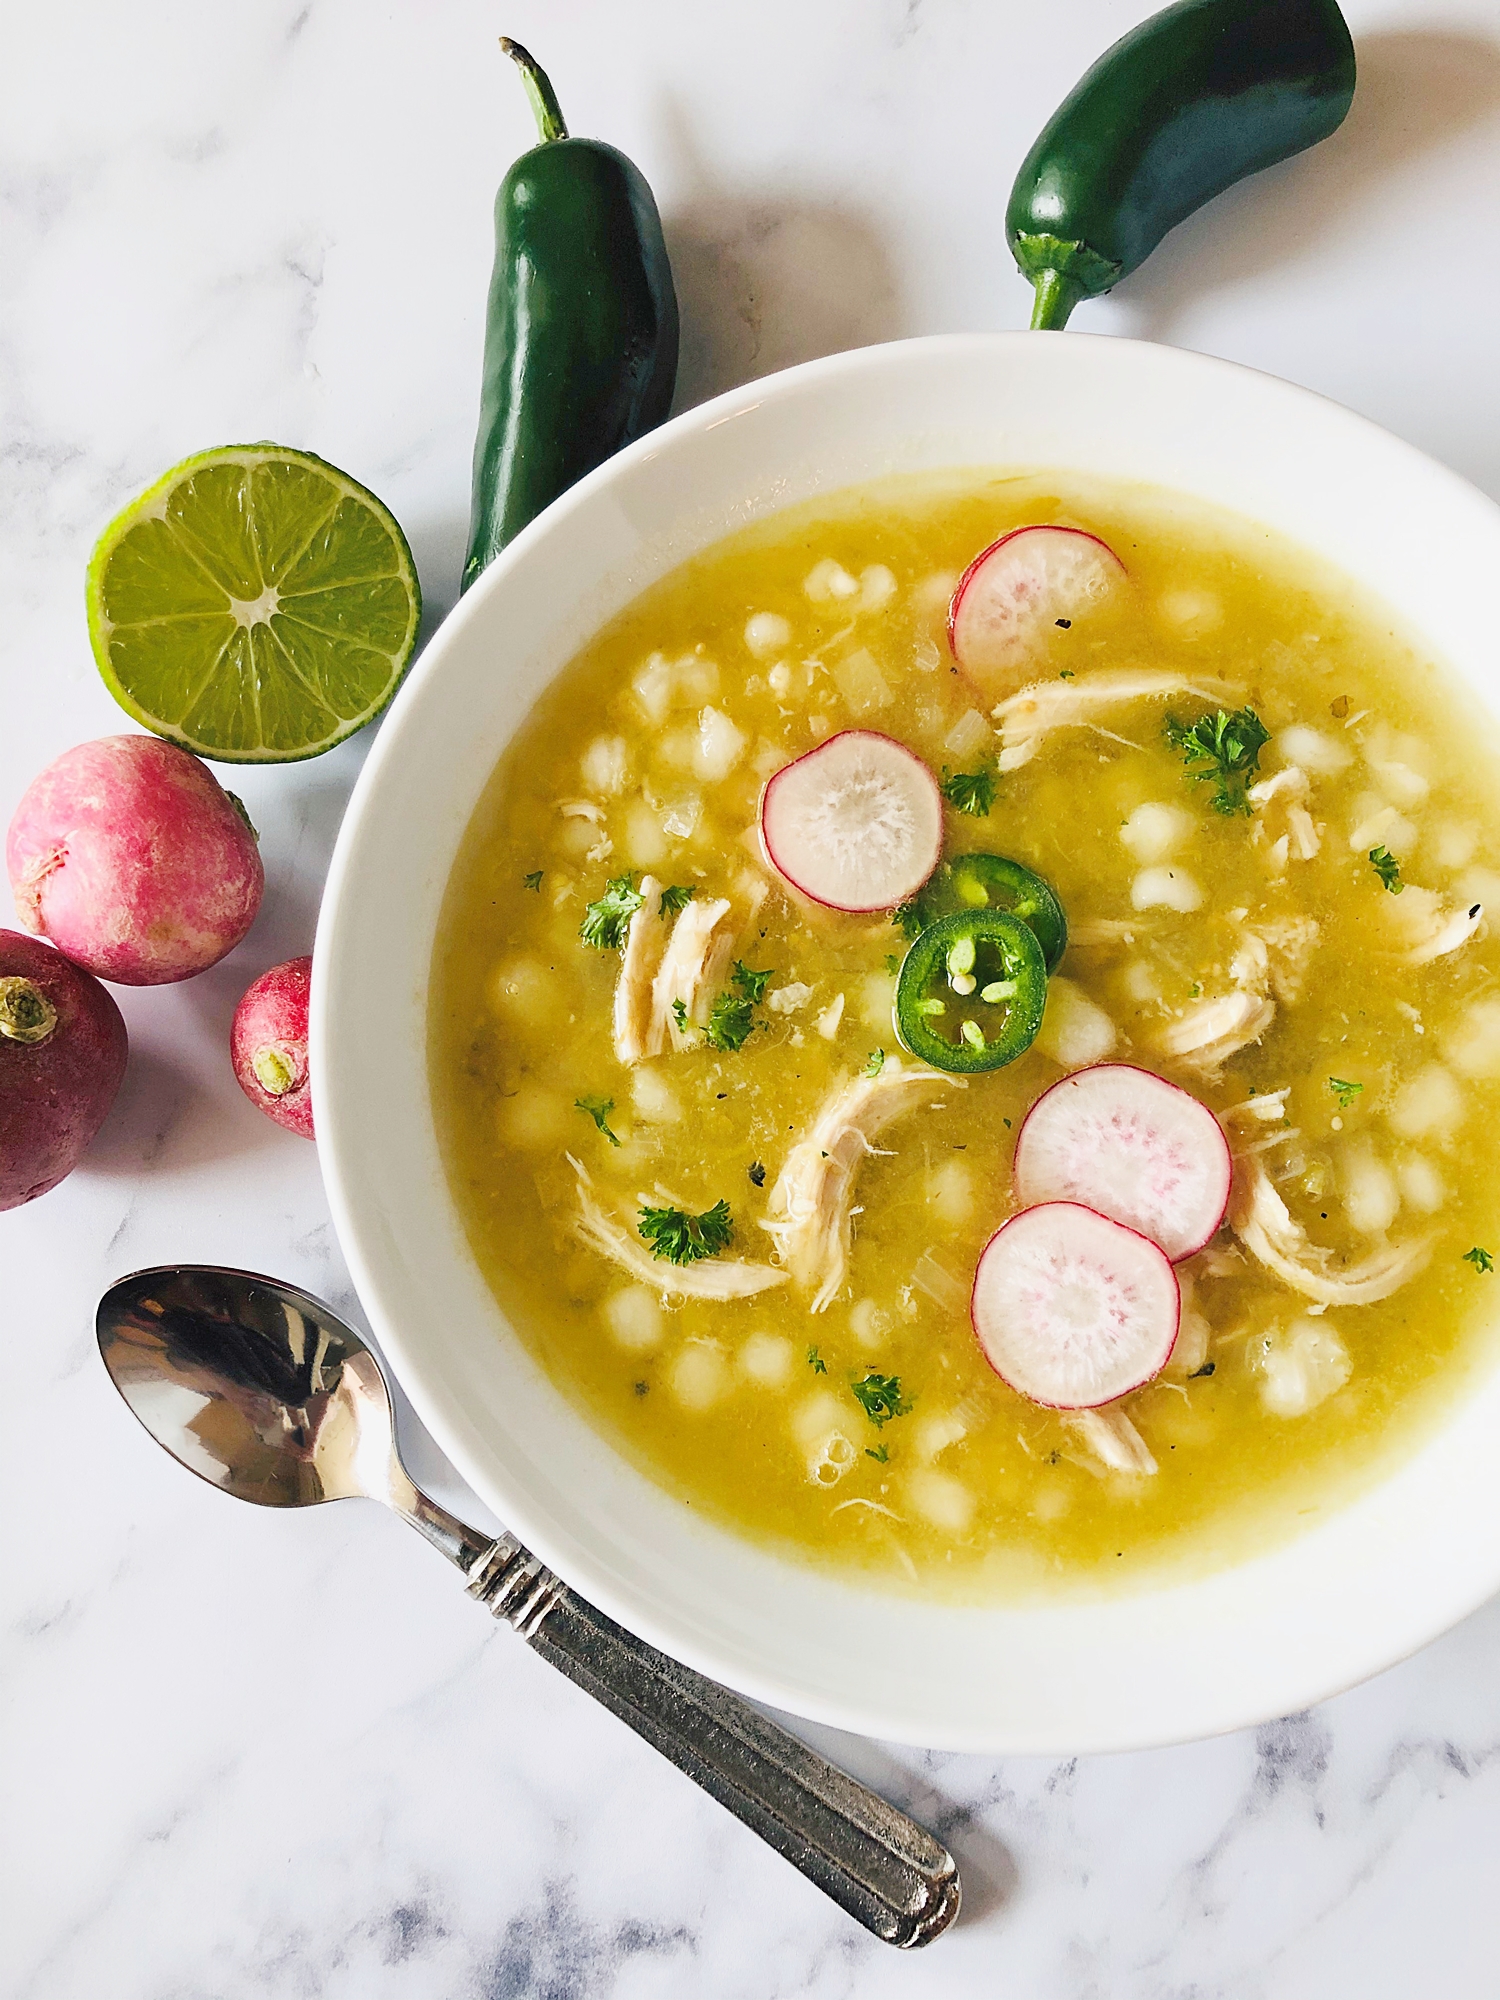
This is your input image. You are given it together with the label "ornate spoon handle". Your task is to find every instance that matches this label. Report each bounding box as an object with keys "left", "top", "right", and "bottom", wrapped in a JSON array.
[{"left": 465, "top": 1535, "right": 960, "bottom": 1948}]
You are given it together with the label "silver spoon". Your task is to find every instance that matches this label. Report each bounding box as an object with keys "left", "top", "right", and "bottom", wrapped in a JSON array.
[{"left": 96, "top": 1264, "right": 960, "bottom": 1947}]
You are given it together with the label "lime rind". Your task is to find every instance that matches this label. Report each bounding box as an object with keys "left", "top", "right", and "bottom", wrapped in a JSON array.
[{"left": 86, "top": 444, "right": 422, "bottom": 763}]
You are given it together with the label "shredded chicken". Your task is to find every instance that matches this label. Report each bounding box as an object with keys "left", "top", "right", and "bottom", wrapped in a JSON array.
[
  {"left": 1156, "top": 916, "right": 1310, "bottom": 1074},
  {"left": 1378, "top": 889, "right": 1485, "bottom": 966},
  {"left": 993, "top": 670, "right": 1241, "bottom": 772},
  {"left": 612, "top": 873, "right": 666, "bottom": 1064},
  {"left": 570, "top": 1160, "right": 786, "bottom": 1300},
  {"left": 1251, "top": 915, "right": 1320, "bottom": 1005},
  {"left": 1158, "top": 988, "right": 1275, "bottom": 1073},
  {"left": 762, "top": 1062, "right": 963, "bottom": 1311},
  {"left": 646, "top": 897, "right": 734, "bottom": 1054},
  {"left": 1067, "top": 917, "right": 1150, "bottom": 951},
  {"left": 1229, "top": 1154, "right": 1433, "bottom": 1306},
  {"left": 1224, "top": 1088, "right": 1291, "bottom": 1127},
  {"left": 1060, "top": 1405, "right": 1158, "bottom": 1477}
]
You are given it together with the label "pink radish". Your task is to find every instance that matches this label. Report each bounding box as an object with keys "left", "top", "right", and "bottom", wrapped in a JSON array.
[
  {"left": 948, "top": 526, "right": 1125, "bottom": 698},
  {"left": 1013, "top": 1063, "right": 1231, "bottom": 1263},
  {"left": 231, "top": 956, "right": 313, "bottom": 1138},
  {"left": 1, "top": 928, "right": 128, "bottom": 1210},
  {"left": 7, "top": 735, "right": 264, "bottom": 985},
  {"left": 971, "top": 1201, "right": 1180, "bottom": 1409},
  {"left": 759, "top": 730, "right": 942, "bottom": 912}
]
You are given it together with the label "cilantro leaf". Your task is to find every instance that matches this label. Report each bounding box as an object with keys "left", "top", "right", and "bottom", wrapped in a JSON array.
[
  {"left": 807, "top": 1345, "right": 827, "bottom": 1374},
  {"left": 523, "top": 869, "right": 543, "bottom": 892},
  {"left": 575, "top": 1096, "right": 621, "bottom": 1146},
  {"left": 863, "top": 1048, "right": 886, "bottom": 1078},
  {"left": 671, "top": 997, "right": 690, "bottom": 1034},
  {"left": 940, "top": 767, "right": 996, "bottom": 817},
  {"left": 1163, "top": 706, "right": 1270, "bottom": 815},
  {"left": 865, "top": 1444, "right": 890, "bottom": 1463},
  {"left": 748, "top": 1161, "right": 766, "bottom": 1188},
  {"left": 1328, "top": 1077, "right": 1364, "bottom": 1110},
  {"left": 580, "top": 875, "right": 645, "bottom": 949},
  {"left": 637, "top": 1198, "right": 734, "bottom": 1266},
  {"left": 704, "top": 963, "right": 773, "bottom": 1053},
  {"left": 658, "top": 884, "right": 695, "bottom": 918},
  {"left": 1369, "top": 845, "right": 1404, "bottom": 894},
  {"left": 1464, "top": 1246, "right": 1495, "bottom": 1274},
  {"left": 851, "top": 1370, "right": 911, "bottom": 1427}
]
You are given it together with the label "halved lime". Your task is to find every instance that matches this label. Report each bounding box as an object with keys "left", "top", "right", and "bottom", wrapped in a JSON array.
[{"left": 86, "top": 444, "right": 422, "bottom": 762}]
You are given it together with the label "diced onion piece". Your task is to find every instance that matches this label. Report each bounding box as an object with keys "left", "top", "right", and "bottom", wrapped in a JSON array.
[
  {"left": 948, "top": 526, "right": 1125, "bottom": 699},
  {"left": 758, "top": 730, "right": 943, "bottom": 912},
  {"left": 971, "top": 1202, "right": 1180, "bottom": 1408}
]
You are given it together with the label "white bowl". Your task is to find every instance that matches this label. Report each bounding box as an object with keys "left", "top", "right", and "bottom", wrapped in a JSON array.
[{"left": 315, "top": 333, "right": 1500, "bottom": 1753}]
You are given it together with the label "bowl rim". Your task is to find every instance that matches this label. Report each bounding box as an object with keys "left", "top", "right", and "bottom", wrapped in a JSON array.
[{"left": 314, "top": 331, "right": 1500, "bottom": 1752}]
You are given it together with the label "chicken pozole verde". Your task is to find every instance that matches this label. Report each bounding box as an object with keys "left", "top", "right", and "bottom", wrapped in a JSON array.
[{"left": 431, "top": 473, "right": 1500, "bottom": 1599}]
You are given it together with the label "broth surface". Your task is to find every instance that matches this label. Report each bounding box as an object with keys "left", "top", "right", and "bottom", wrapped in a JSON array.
[{"left": 431, "top": 472, "right": 1500, "bottom": 1599}]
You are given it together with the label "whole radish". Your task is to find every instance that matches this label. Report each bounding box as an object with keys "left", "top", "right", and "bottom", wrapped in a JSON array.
[
  {"left": 232, "top": 956, "right": 313, "bottom": 1138},
  {"left": 1, "top": 928, "right": 128, "bottom": 1209},
  {"left": 7, "top": 735, "right": 264, "bottom": 985}
]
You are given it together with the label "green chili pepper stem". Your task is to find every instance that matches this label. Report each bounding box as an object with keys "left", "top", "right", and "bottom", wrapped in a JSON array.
[
  {"left": 1029, "top": 267, "right": 1086, "bottom": 332},
  {"left": 500, "top": 37, "right": 570, "bottom": 144}
]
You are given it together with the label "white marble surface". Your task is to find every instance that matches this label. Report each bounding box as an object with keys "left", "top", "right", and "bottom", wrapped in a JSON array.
[{"left": 7, "top": 0, "right": 1500, "bottom": 1990}]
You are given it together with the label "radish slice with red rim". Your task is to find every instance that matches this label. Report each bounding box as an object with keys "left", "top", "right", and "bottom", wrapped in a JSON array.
[
  {"left": 949, "top": 526, "right": 1125, "bottom": 699},
  {"left": 1013, "top": 1063, "right": 1231, "bottom": 1263},
  {"left": 759, "top": 730, "right": 943, "bottom": 913},
  {"left": 971, "top": 1201, "right": 1180, "bottom": 1409}
]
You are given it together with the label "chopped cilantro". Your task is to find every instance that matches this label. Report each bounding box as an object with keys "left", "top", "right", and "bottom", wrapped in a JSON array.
[
  {"left": 574, "top": 1096, "right": 621, "bottom": 1146},
  {"left": 894, "top": 900, "right": 926, "bottom": 941},
  {"left": 807, "top": 1345, "right": 827, "bottom": 1374},
  {"left": 1328, "top": 1077, "right": 1364, "bottom": 1109},
  {"left": 1190, "top": 1360, "right": 1217, "bottom": 1379},
  {"left": 732, "top": 962, "right": 773, "bottom": 1004},
  {"left": 637, "top": 1197, "right": 733, "bottom": 1266},
  {"left": 523, "top": 869, "right": 543, "bottom": 892},
  {"left": 851, "top": 1369, "right": 911, "bottom": 1427},
  {"left": 885, "top": 953, "right": 902, "bottom": 975},
  {"left": 1163, "top": 706, "right": 1270, "bottom": 815},
  {"left": 863, "top": 1048, "right": 886, "bottom": 1078},
  {"left": 939, "top": 766, "right": 996, "bottom": 817},
  {"left": 671, "top": 997, "right": 690, "bottom": 1034},
  {"left": 580, "top": 874, "right": 645, "bottom": 949},
  {"left": 865, "top": 1444, "right": 890, "bottom": 1464},
  {"left": 1464, "top": 1246, "right": 1495, "bottom": 1274},
  {"left": 658, "top": 883, "right": 695, "bottom": 918},
  {"left": 705, "top": 963, "right": 773, "bottom": 1053},
  {"left": 1058, "top": 666, "right": 1075, "bottom": 678},
  {"left": 1369, "top": 845, "right": 1404, "bottom": 894},
  {"left": 748, "top": 1161, "right": 766, "bottom": 1188}
]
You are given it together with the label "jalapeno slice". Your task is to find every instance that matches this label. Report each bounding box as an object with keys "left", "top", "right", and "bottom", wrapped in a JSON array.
[
  {"left": 897, "top": 853, "right": 1067, "bottom": 970},
  {"left": 895, "top": 909, "right": 1049, "bottom": 1074}
]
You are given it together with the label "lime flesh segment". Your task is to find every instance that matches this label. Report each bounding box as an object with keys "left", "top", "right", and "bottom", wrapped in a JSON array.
[{"left": 87, "top": 445, "right": 422, "bottom": 763}]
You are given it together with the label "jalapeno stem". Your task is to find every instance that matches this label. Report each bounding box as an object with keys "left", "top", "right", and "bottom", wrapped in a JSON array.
[
  {"left": 1029, "top": 268, "right": 1086, "bottom": 332},
  {"left": 500, "top": 37, "right": 569, "bottom": 144}
]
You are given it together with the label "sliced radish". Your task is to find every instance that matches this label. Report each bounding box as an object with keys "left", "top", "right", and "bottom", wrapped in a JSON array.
[
  {"left": 971, "top": 1202, "right": 1180, "bottom": 1409},
  {"left": 759, "top": 730, "right": 942, "bottom": 913},
  {"left": 949, "top": 526, "right": 1125, "bottom": 699},
  {"left": 1013, "top": 1064, "right": 1231, "bottom": 1263}
]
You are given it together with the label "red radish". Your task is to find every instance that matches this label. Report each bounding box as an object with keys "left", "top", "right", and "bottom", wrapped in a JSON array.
[
  {"left": 232, "top": 956, "right": 313, "bottom": 1138},
  {"left": 0, "top": 928, "right": 128, "bottom": 1209},
  {"left": 1013, "top": 1063, "right": 1231, "bottom": 1263},
  {"left": 971, "top": 1201, "right": 1180, "bottom": 1409},
  {"left": 758, "top": 730, "right": 942, "bottom": 912},
  {"left": 949, "top": 526, "right": 1125, "bottom": 698},
  {"left": 6, "top": 735, "right": 264, "bottom": 986}
]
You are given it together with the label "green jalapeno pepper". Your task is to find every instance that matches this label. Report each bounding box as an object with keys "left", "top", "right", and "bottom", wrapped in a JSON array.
[
  {"left": 895, "top": 909, "right": 1049, "bottom": 1075},
  {"left": 897, "top": 854, "right": 1068, "bottom": 971},
  {"left": 462, "top": 41, "right": 680, "bottom": 591},
  {"left": 1008, "top": 0, "right": 1356, "bottom": 332}
]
